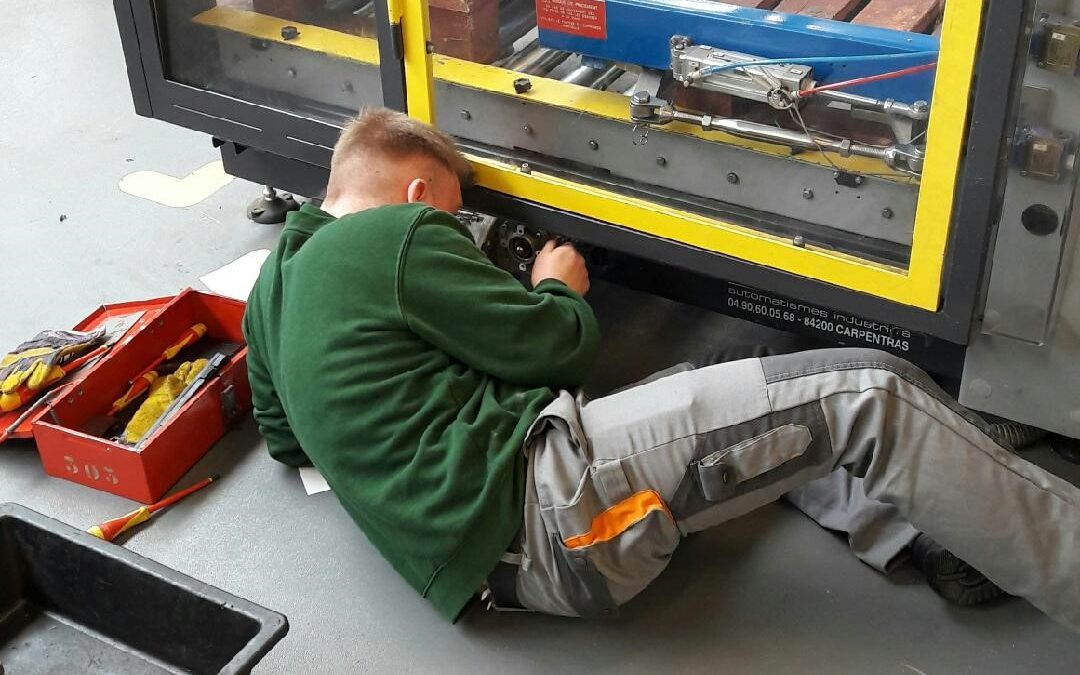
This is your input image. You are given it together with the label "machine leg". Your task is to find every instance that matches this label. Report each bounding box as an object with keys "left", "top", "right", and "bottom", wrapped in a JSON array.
[{"left": 246, "top": 186, "right": 300, "bottom": 225}]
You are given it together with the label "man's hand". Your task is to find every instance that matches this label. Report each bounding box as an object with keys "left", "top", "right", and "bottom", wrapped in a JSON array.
[{"left": 532, "top": 240, "right": 590, "bottom": 296}]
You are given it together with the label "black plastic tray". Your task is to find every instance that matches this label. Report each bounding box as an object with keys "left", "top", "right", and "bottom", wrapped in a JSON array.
[{"left": 0, "top": 503, "right": 288, "bottom": 674}]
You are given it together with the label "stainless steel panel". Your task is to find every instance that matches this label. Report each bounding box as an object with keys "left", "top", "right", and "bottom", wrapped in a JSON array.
[
  {"left": 962, "top": 223, "right": 1080, "bottom": 437},
  {"left": 980, "top": 6, "right": 1080, "bottom": 344},
  {"left": 962, "top": 0, "right": 1080, "bottom": 437},
  {"left": 438, "top": 82, "right": 919, "bottom": 248}
]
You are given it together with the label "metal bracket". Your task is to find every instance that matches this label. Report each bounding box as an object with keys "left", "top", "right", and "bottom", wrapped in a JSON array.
[
  {"left": 220, "top": 384, "right": 239, "bottom": 427},
  {"left": 669, "top": 37, "right": 812, "bottom": 107},
  {"left": 833, "top": 171, "right": 866, "bottom": 189}
]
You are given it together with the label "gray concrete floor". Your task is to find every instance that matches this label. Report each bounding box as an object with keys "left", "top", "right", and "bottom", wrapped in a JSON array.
[{"left": 2, "top": 3, "right": 1079, "bottom": 674}]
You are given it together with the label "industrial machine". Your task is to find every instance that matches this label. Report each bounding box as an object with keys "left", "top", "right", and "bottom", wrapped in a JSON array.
[{"left": 113, "top": 0, "right": 1080, "bottom": 443}]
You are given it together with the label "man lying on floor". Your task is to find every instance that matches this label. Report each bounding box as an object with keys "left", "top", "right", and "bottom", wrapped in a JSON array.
[{"left": 242, "top": 108, "right": 1079, "bottom": 631}]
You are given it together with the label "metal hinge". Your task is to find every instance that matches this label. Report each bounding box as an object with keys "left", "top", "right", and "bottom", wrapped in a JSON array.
[{"left": 220, "top": 384, "right": 239, "bottom": 426}]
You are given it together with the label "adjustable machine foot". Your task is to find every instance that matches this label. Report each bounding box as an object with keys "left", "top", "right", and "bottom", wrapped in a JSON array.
[{"left": 247, "top": 186, "right": 299, "bottom": 225}]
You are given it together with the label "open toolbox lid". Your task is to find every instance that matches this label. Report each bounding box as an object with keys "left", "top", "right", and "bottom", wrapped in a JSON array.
[{"left": 0, "top": 296, "right": 173, "bottom": 443}]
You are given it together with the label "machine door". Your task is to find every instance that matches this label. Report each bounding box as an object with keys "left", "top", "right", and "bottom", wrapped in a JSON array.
[
  {"left": 400, "top": 0, "right": 989, "bottom": 313},
  {"left": 118, "top": 0, "right": 403, "bottom": 171}
]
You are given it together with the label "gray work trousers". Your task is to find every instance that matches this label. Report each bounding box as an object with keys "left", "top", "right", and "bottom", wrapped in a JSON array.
[{"left": 511, "top": 348, "right": 1080, "bottom": 632}]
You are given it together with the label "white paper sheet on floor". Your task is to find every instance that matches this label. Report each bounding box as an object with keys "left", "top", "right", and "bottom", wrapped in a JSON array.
[
  {"left": 298, "top": 466, "right": 331, "bottom": 495},
  {"left": 199, "top": 250, "right": 271, "bottom": 301}
]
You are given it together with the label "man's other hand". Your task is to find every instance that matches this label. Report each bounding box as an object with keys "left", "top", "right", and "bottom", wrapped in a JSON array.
[{"left": 532, "top": 240, "right": 590, "bottom": 296}]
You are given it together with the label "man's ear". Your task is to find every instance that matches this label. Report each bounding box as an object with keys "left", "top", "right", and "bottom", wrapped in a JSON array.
[{"left": 406, "top": 178, "right": 428, "bottom": 204}]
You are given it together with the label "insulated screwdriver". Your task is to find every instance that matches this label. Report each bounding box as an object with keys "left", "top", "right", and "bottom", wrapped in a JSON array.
[
  {"left": 133, "top": 323, "right": 207, "bottom": 382},
  {"left": 87, "top": 475, "right": 218, "bottom": 542},
  {"left": 108, "top": 323, "right": 207, "bottom": 416}
]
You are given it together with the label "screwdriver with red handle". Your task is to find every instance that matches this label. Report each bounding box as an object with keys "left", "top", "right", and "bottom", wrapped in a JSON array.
[
  {"left": 108, "top": 323, "right": 207, "bottom": 416},
  {"left": 133, "top": 323, "right": 207, "bottom": 382},
  {"left": 88, "top": 475, "right": 218, "bottom": 542}
]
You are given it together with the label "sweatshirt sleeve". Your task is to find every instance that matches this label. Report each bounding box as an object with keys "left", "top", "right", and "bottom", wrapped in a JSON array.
[
  {"left": 398, "top": 211, "right": 600, "bottom": 389},
  {"left": 242, "top": 311, "right": 309, "bottom": 466}
]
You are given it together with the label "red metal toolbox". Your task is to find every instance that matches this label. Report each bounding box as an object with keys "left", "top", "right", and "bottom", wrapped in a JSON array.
[{"left": 2, "top": 289, "right": 252, "bottom": 503}]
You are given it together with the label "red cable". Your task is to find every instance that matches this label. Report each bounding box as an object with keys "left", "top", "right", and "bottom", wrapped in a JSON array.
[{"left": 797, "top": 63, "right": 937, "bottom": 98}]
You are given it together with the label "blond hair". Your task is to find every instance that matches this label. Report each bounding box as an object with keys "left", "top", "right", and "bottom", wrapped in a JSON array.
[{"left": 330, "top": 108, "right": 472, "bottom": 188}]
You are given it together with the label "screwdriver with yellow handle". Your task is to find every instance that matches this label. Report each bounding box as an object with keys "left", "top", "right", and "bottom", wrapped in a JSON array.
[
  {"left": 134, "top": 323, "right": 207, "bottom": 381},
  {"left": 108, "top": 323, "right": 207, "bottom": 416},
  {"left": 88, "top": 475, "right": 217, "bottom": 542}
]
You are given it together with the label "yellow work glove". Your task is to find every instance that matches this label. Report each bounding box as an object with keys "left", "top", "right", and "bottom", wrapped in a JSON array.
[
  {"left": 122, "top": 358, "right": 209, "bottom": 444},
  {"left": 1, "top": 329, "right": 104, "bottom": 411}
]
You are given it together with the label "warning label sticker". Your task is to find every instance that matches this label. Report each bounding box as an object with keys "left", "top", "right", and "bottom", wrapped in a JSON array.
[{"left": 537, "top": 0, "right": 607, "bottom": 40}]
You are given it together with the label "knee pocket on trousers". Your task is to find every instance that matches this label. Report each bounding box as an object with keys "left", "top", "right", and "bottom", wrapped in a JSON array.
[
  {"left": 668, "top": 402, "right": 832, "bottom": 520},
  {"left": 697, "top": 424, "right": 813, "bottom": 501}
]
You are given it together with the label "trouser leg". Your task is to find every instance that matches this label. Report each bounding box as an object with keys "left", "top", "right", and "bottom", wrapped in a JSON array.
[
  {"left": 517, "top": 348, "right": 1080, "bottom": 631},
  {"left": 784, "top": 471, "right": 918, "bottom": 572},
  {"left": 697, "top": 343, "right": 921, "bottom": 572}
]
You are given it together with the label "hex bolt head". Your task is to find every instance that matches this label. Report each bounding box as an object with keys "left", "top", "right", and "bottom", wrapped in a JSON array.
[
  {"left": 793, "top": 235, "right": 806, "bottom": 247},
  {"left": 588, "top": 139, "right": 599, "bottom": 150},
  {"left": 513, "top": 77, "right": 533, "bottom": 94},
  {"left": 854, "top": 175, "right": 865, "bottom": 186},
  {"left": 459, "top": 109, "right": 471, "bottom": 120},
  {"left": 881, "top": 207, "right": 895, "bottom": 220},
  {"left": 519, "top": 163, "right": 531, "bottom": 174},
  {"left": 802, "top": 188, "right": 814, "bottom": 200},
  {"left": 280, "top": 25, "right": 300, "bottom": 40},
  {"left": 656, "top": 156, "right": 667, "bottom": 166},
  {"left": 631, "top": 90, "right": 650, "bottom": 104},
  {"left": 727, "top": 172, "right": 740, "bottom": 184}
]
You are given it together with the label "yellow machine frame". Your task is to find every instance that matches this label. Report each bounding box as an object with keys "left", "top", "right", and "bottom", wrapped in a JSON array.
[
  {"left": 199, "top": 1, "right": 986, "bottom": 310},
  {"left": 401, "top": 0, "right": 984, "bottom": 310}
]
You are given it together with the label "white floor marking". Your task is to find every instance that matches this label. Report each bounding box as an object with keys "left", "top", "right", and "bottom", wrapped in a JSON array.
[{"left": 118, "top": 160, "right": 234, "bottom": 208}]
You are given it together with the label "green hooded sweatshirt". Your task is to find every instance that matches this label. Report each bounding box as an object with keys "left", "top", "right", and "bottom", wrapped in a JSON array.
[{"left": 242, "top": 202, "right": 599, "bottom": 620}]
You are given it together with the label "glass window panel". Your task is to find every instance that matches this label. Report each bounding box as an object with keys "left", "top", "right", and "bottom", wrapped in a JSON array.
[
  {"left": 156, "top": 0, "right": 384, "bottom": 124},
  {"left": 428, "top": 0, "right": 956, "bottom": 269}
]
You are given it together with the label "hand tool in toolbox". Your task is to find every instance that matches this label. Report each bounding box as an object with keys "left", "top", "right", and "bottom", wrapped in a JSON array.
[{"left": 109, "top": 323, "right": 207, "bottom": 416}]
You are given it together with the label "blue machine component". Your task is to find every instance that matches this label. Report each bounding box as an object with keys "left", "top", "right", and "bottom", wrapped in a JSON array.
[{"left": 537, "top": 0, "right": 941, "bottom": 102}]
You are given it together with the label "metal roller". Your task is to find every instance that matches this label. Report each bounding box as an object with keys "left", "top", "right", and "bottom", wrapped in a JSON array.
[
  {"left": 498, "top": 0, "right": 536, "bottom": 48},
  {"left": 590, "top": 65, "right": 625, "bottom": 90},
  {"left": 500, "top": 41, "right": 542, "bottom": 70},
  {"left": 561, "top": 65, "right": 605, "bottom": 87},
  {"left": 520, "top": 50, "right": 571, "bottom": 76}
]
